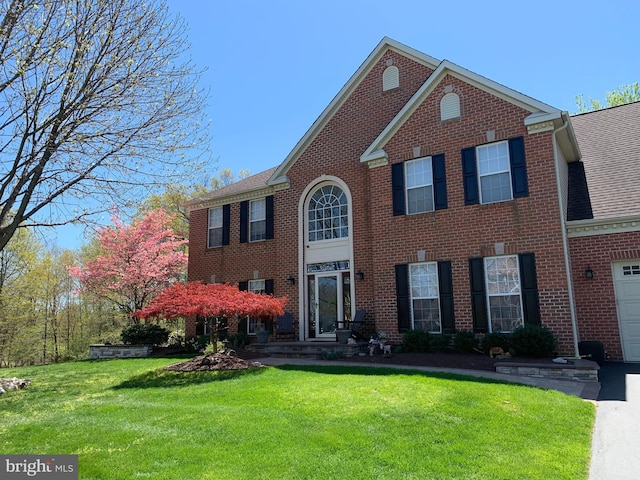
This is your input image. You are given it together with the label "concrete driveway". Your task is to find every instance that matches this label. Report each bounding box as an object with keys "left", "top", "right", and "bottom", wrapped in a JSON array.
[{"left": 589, "top": 362, "right": 640, "bottom": 480}]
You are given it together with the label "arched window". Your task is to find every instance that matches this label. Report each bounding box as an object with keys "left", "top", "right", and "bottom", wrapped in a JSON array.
[{"left": 308, "top": 184, "right": 348, "bottom": 241}]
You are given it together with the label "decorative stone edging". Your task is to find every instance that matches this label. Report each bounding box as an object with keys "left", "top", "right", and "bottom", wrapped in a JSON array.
[
  {"left": 495, "top": 359, "right": 599, "bottom": 383},
  {"left": 89, "top": 344, "right": 153, "bottom": 359},
  {"left": 0, "top": 377, "right": 31, "bottom": 395}
]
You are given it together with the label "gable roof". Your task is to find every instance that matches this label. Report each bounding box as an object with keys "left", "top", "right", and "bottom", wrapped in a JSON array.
[
  {"left": 186, "top": 37, "right": 584, "bottom": 210},
  {"left": 361, "top": 59, "right": 580, "bottom": 165},
  {"left": 266, "top": 37, "right": 441, "bottom": 186},
  {"left": 570, "top": 101, "right": 640, "bottom": 220}
]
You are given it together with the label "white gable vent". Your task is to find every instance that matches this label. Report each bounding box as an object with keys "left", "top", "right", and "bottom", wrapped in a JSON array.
[
  {"left": 440, "top": 92, "right": 461, "bottom": 121},
  {"left": 382, "top": 65, "right": 399, "bottom": 91}
]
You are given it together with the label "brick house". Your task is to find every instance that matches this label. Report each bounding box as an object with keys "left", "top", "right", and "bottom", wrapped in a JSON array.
[{"left": 185, "top": 37, "right": 640, "bottom": 361}]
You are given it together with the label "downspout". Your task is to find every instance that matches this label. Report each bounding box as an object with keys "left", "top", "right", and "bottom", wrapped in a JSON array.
[{"left": 552, "top": 113, "right": 581, "bottom": 358}]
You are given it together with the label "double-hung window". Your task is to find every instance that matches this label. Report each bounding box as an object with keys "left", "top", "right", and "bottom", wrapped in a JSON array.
[
  {"left": 406, "top": 158, "right": 434, "bottom": 214},
  {"left": 484, "top": 255, "right": 524, "bottom": 333},
  {"left": 207, "top": 207, "right": 223, "bottom": 248},
  {"left": 477, "top": 141, "right": 512, "bottom": 203},
  {"left": 409, "top": 262, "right": 441, "bottom": 333},
  {"left": 248, "top": 279, "right": 266, "bottom": 334},
  {"left": 396, "top": 261, "right": 454, "bottom": 334},
  {"left": 249, "top": 199, "right": 266, "bottom": 242},
  {"left": 461, "top": 137, "right": 528, "bottom": 205},
  {"left": 392, "top": 154, "right": 447, "bottom": 216}
]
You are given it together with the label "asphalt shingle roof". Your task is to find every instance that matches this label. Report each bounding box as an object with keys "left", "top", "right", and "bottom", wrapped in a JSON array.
[
  {"left": 186, "top": 166, "right": 278, "bottom": 207},
  {"left": 571, "top": 101, "right": 640, "bottom": 220}
]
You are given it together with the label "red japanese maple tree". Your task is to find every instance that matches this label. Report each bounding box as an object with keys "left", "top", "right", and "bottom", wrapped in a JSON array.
[
  {"left": 134, "top": 281, "right": 287, "bottom": 351},
  {"left": 68, "top": 209, "right": 188, "bottom": 321}
]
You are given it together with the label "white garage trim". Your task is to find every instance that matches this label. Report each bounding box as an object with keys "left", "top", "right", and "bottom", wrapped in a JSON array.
[{"left": 613, "top": 260, "right": 640, "bottom": 362}]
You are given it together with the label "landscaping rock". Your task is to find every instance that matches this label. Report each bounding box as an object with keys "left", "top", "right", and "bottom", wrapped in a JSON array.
[{"left": 0, "top": 377, "right": 31, "bottom": 394}]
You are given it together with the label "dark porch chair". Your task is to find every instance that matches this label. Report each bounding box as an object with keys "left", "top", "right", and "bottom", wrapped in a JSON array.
[
  {"left": 350, "top": 309, "right": 367, "bottom": 341},
  {"left": 275, "top": 312, "right": 295, "bottom": 340}
]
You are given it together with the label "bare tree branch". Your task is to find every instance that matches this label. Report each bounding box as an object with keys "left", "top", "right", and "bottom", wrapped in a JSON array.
[{"left": 0, "top": 0, "right": 211, "bottom": 251}]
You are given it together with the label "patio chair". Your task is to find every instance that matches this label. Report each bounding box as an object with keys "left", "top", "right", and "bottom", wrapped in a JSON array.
[
  {"left": 350, "top": 309, "right": 367, "bottom": 341},
  {"left": 275, "top": 312, "right": 295, "bottom": 340}
]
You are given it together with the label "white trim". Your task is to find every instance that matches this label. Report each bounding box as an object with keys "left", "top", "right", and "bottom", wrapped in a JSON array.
[
  {"left": 298, "top": 176, "right": 355, "bottom": 341},
  {"left": 360, "top": 60, "right": 562, "bottom": 164},
  {"left": 567, "top": 215, "right": 640, "bottom": 238},
  {"left": 185, "top": 182, "right": 288, "bottom": 211}
]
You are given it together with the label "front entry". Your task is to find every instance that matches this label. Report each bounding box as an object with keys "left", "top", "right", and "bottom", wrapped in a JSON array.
[
  {"left": 301, "top": 178, "right": 354, "bottom": 341},
  {"left": 314, "top": 273, "right": 341, "bottom": 338}
]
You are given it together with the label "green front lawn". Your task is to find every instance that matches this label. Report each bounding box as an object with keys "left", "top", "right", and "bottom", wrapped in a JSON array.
[{"left": 0, "top": 358, "right": 594, "bottom": 480}]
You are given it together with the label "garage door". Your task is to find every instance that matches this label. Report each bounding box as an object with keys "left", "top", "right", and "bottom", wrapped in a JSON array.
[{"left": 613, "top": 261, "right": 640, "bottom": 362}]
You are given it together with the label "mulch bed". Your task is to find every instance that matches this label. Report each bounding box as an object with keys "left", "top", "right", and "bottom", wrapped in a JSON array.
[{"left": 164, "top": 352, "right": 264, "bottom": 372}]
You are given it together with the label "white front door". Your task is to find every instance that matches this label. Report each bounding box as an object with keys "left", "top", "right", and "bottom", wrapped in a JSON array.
[
  {"left": 613, "top": 261, "right": 640, "bottom": 362},
  {"left": 315, "top": 273, "right": 341, "bottom": 338}
]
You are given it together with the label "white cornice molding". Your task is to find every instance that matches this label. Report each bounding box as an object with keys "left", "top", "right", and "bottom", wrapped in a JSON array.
[
  {"left": 526, "top": 120, "right": 555, "bottom": 134},
  {"left": 361, "top": 149, "right": 389, "bottom": 168},
  {"left": 567, "top": 215, "right": 640, "bottom": 238}
]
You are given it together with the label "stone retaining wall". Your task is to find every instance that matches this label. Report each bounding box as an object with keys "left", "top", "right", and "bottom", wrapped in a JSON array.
[
  {"left": 495, "top": 359, "right": 599, "bottom": 383},
  {"left": 89, "top": 344, "right": 153, "bottom": 359}
]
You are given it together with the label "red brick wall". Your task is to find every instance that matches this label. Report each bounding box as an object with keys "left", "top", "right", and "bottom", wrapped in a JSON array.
[
  {"left": 569, "top": 231, "right": 640, "bottom": 360},
  {"left": 186, "top": 49, "right": 433, "bottom": 338},
  {"left": 364, "top": 74, "right": 573, "bottom": 352},
  {"left": 187, "top": 48, "right": 576, "bottom": 355}
]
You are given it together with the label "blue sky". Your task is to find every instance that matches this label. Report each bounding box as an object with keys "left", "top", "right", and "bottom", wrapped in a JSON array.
[
  {"left": 166, "top": 0, "right": 640, "bottom": 177},
  {"left": 50, "top": 0, "right": 640, "bottom": 249}
]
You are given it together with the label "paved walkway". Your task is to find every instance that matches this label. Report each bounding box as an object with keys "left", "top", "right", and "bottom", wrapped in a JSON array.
[
  {"left": 256, "top": 357, "right": 640, "bottom": 480},
  {"left": 255, "top": 356, "right": 599, "bottom": 398},
  {"left": 589, "top": 362, "right": 640, "bottom": 480}
]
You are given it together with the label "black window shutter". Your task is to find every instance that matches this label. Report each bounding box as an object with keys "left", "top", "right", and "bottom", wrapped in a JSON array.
[
  {"left": 391, "top": 162, "right": 405, "bottom": 216},
  {"left": 239, "top": 201, "right": 248, "bottom": 243},
  {"left": 432, "top": 154, "right": 448, "bottom": 210},
  {"left": 395, "top": 264, "right": 411, "bottom": 332},
  {"left": 437, "top": 261, "right": 455, "bottom": 333},
  {"left": 519, "top": 253, "right": 541, "bottom": 325},
  {"left": 469, "top": 258, "right": 488, "bottom": 332},
  {"left": 461, "top": 147, "right": 479, "bottom": 205},
  {"left": 238, "top": 281, "right": 248, "bottom": 291},
  {"left": 265, "top": 196, "right": 274, "bottom": 240},
  {"left": 222, "top": 204, "right": 230, "bottom": 246},
  {"left": 509, "top": 137, "right": 529, "bottom": 198}
]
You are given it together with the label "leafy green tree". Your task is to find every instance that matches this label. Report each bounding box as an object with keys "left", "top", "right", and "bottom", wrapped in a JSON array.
[
  {"left": 0, "top": 0, "right": 210, "bottom": 253},
  {"left": 575, "top": 82, "right": 640, "bottom": 112}
]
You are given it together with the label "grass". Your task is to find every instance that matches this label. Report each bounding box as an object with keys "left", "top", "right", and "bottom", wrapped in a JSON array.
[{"left": 0, "top": 357, "right": 594, "bottom": 480}]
